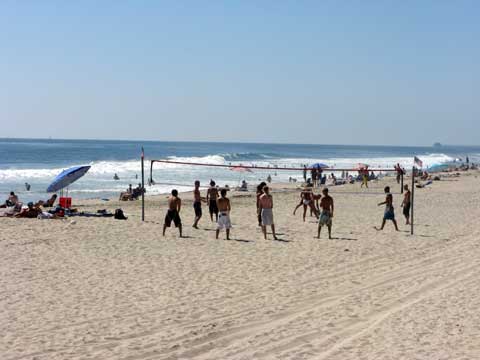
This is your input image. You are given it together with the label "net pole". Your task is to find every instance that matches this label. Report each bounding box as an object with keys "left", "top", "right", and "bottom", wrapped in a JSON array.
[
  {"left": 411, "top": 166, "right": 415, "bottom": 235},
  {"left": 401, "top": 171, "right": 404, "bottom": 194},
  {"left": 141, "top": 147, "right": 145, "bottom": 222}
]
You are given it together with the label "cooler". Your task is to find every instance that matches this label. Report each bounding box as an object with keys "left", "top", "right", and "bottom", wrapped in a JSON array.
[{"left": 59, "top": 197, "right": 72, "bottom": 209}]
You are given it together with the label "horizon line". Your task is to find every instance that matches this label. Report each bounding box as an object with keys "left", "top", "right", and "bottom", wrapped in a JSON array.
[{"left": 1, "top": 136, "right": 475, "bottom": 149}]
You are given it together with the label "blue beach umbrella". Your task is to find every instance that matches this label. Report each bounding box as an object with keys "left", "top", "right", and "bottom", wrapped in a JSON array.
[
  {"left": 310, "top": 162, "right": 328, "bottom": 169},
  {"left": 47, "top": 165, "right": 91, "bottom": 193}
]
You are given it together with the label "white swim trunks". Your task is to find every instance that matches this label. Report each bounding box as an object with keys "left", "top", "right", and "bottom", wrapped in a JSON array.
[{"left": 217, "top": 212, "right": 232, "bottom": 230}]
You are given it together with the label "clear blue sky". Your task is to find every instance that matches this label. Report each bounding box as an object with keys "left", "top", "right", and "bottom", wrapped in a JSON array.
[{"left": 1, "top": 1, "right": 479, "bottom": 145}]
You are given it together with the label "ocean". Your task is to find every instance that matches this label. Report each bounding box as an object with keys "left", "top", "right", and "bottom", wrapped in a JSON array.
[{"left": 1, "top": 138, "right": 478, "bottom": 203}]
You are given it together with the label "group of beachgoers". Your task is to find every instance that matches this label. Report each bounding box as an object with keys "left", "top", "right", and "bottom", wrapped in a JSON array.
[
  {"left": 119, "top": 183, "right": 146, "bottom": 201},
  {"left": 0, "top": 192, "right": 60, "bottom": 218},
  {"left": 161, "top": 175, "right": 413, "bottom": 240},
  {"left": 162, "top": 179, "right": 282, "bottom": 240}
]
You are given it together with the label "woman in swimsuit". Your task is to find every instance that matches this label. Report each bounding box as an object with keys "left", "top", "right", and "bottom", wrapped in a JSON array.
[{"left": 293, "top": 188, "right": 318, "bottom": 221}]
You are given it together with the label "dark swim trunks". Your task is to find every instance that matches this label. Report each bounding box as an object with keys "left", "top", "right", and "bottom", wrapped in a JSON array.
[
  {"left": 193, "top": 201, "right": 202, "bottom": 217},
  {"left": 209, "top": 200, "right": 218, "bottom": 215},
  {"left": 384, "top": 206, "right": 395, "bottom": 221},
  {"left": 164, "top": 209, "right": 181, "bottom": 227},
  {"left": 403, "top": 203, "right": 411, "bottom": 218}
]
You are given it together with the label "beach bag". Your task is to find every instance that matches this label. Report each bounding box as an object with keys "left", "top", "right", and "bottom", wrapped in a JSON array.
[{"left": 114, "top": 208, "right": 128, "bottom": 220}]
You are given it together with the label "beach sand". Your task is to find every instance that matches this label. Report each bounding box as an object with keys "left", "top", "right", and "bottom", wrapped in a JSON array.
[{"left": 2, "top": 173, "right": 480, "bottom": 359}]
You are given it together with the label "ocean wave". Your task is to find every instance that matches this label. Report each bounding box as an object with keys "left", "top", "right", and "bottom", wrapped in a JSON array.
[{"left": 0, "top": 153, "right": 458, "bottom": 182}]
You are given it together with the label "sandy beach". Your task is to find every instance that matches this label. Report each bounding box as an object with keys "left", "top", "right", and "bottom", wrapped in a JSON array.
[{"left": 2, "top": 172, "right": 480, "bottom": 360}]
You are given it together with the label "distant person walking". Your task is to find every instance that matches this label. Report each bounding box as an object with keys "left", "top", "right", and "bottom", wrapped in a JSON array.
[
  {"left": 401, "top": 184, "right": 411, "bottom": 225},
  {"left": 303, "top": 165, "right": 307, "bottom": 182},
  {"left": 317, "top": 188, "right": 334, "bottom": 239},
  {"left": 216, "top": 189, "right": 232, "bottom": 240},
  {"left": 259, "top": 186, "right": 277, "bottom": 240},
  {"left": 163, "top": 189, "right": 183, "bottom": 237},
  {"left": 375, "top": 186, "right": 399, "bottom": 231},
  {"left": 25, "top": 182, "right": 31, "bottom": 191},
  {"left": 395, "top": 163, "right": 403, "bottom": 184},
  {"left": 361, "top": 169, "right": 369, "bottom": 188}
]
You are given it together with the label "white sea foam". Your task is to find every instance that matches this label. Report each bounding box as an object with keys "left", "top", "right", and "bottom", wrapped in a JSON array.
[{"left": 0, "top": 153, "right": 458, "bottom": 181}]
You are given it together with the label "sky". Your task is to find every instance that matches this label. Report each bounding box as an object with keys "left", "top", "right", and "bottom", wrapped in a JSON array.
[{"left": 1, "top": 1, "right": 479, "bottom": 146}]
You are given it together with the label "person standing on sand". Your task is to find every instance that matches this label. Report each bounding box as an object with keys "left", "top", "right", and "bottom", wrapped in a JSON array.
[
  {"left": 361, "top": 168, "right": 369, "bottom": 188},
  {"left": 192, "top": 180, "right": 205, "bottom": 229},
  {"left": 401, "top": 184, "right": 411, "bottom": 225},
  {"left": 216, "top": 189, "right": 232, "bottom": 240},
  {"left": 259, "top": 186, "right": 277, "bottom": 240},
  {"left": 293, "top": 187, "right": 318, "bottom": 221},
  {"left": 375, "top": 186, "right": 399, "bottom": 231},
  {"left": 256, "top": 182, "right": 267, "bottom": 226},
  {"left": 206, "top": 180, "right": 219, "bottom": 222},
  {"left": 163, "top": 189, "right": 183, "bottom": 237},
  {"left": 317, "top": 188, "right": 334, "bottom": 239}
]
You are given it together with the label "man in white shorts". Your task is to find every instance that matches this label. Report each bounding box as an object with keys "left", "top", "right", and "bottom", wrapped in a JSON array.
[
  {"left": 259, "top": 186, "right": 278, "bottom": 240},
  {"left": 216, "top": 189, "right": 232, "bottom": 240}
]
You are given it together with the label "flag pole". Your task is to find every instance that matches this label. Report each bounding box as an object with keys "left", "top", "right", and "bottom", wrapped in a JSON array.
[
  {"left": 411, "top": 166, "right": 415, "bottom": 235},
  {"left": 141, "top": 147, "right": 145, "bottom": 222}
]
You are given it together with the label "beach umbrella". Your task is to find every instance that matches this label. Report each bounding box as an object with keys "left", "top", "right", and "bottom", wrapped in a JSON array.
[
  {"left": 47, "top": 165, "right": 91, "bottom": 193},
  {"left": 230, "top": 165, "right": 253, "bottom": 173},
  {"left": 310, "top": 162, "right": 328, "bottom": 169}
]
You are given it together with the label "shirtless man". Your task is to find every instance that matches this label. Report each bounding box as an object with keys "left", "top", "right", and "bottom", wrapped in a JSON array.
[
  {"left": 317, "top": 188, "right": 334, "bottom": 239},
  {"left": 192, "top": 180, "right": 205, "bottom": 229},
  {"left": 376, "top": 186, "right": 399, "bottom": 231},
  {"left": 216, "top": 189, "right": 232, "bottom": 240},
  {"left": 163, "top": 189, "right": 183, "bottom": 237},
  {"left": 206, "top": 180, "right": 219, "bottom": 222},
  {"left": 7, "top": 192, "right": 18, "bottom": 206},
  {"left": 258, "top": 186, "right": 277, "bottom": 240},
  {"left": 293, "top": 187, "right": 318, "bottom": 221},
  {"left": 401, "top": 184, "right": 411, "bottom": 225}
]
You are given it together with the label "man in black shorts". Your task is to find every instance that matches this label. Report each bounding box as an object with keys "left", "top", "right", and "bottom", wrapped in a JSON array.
[
  {"left": 206, "top": 180, "right": 219, "bottom": 222},
  {"left": 163, "top": 189, "right": 183, "bottom": 237},
  {"left": 401, "top": 184, "right": 411, "bottom": 225},
  {"left": 192, "top": 180, "right": 205, "bottom": 229}
]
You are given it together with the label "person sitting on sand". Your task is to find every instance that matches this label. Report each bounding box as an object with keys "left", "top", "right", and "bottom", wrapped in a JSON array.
[
  {"left": 207, "top": 180, "right": 219, "bottom": 222},
  {"left": 163, "top": 189, "right": 182, "bottom": 237},
  {"left": 35, "top": 194, "right": 57, "bottom": 208},
  {"left": 240, "top": 180, "right": 248, "bottom": 191},
  {"left": 259, "top": 186, "right": 277, "bottom": 240},
  {"left": 318, "top": 188, "right": 334, "bottom": 239},
  {"left": 192, "top": 180, "right": 205, "bottom": 229},
  {"left": 256, "top": 182, "right": 267, "bottom": 226},
  {"left": 293, "top": 187, "right": 318, "bottom": 221},
  {"left": 375, "top": 186, "right": 399, "bottom": 231},
  {"left": 15, "top": 202, "right": 42, "bottom": 218},
  {"left": 6, "top": 192, "right": 18, "bottom": 207},
  {"left": 401, "top": 184, "right": 411, "bottom": 225},
  {"left": 132, "top": 184, "right": 145, "bottom": 199},
  {"left": 216, "top": 189, "right": 232, "bottom": 240}
]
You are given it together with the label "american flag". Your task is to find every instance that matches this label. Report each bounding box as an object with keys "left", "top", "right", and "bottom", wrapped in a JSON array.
[{"left": 414, "top": 156, "right": 423, "bottom": 167}]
